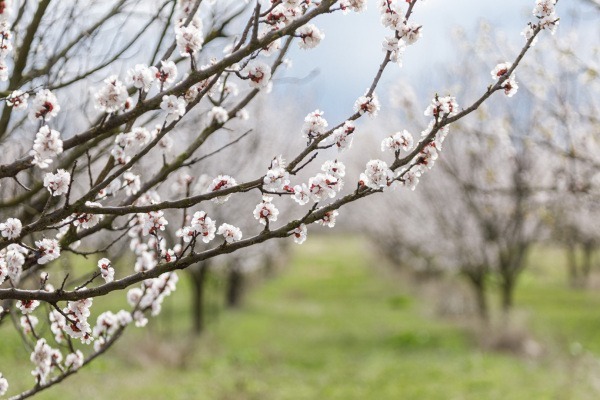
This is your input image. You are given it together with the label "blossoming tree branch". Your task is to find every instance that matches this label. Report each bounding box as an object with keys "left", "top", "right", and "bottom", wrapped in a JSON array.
[{"left": 0, "top": 0, "right": 559, "bottom": 398}]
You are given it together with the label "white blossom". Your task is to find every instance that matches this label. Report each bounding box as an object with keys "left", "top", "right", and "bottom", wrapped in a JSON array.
[
  {"left": 62, "top": 297, "right": 93, "bottom": 344},
  {"left": 190, "top": 211, "right": 217, "bottom": 243},
  {"left": 72, "top": 202, "right": 103, "bottom": 229},
  {"left": 65, "top": 350, "right": 84, "bottom": 370},
  {"left": 0, "top": 218, "right": 22, "bottom": 240},
  {"left": 176, "top": 24, "right": 204, "bottom": 57},
  {"left": 308, "top": 173, "right": 338, "bottom": 201},
  {"left": 381, "top": 130, "right": 414, "bottom": 153},
  {"left": 123, "top": 172, "right": 141, "bottom": 196},
  {"left": 207, "top": 175, "right": 237, "bottom": 203},
  {"left": 140, "top": 211, "right": 168, "bottom": 236},
  {"left": 127, "top": 64, "right": 154, "bottom": 92},
  {"left": 321, "top": 160, "right": 346, "bottom": 180},
  {"left": 297, "top": 24, "right": 325, "bottom": 49},
  {"left": 318, "top": 210, "right": 338, "bottom": 228},
  {"left": 17, "top": 299, "right": 40, "bottom": 314},
  {"left": 330, "top": 121, "right": 355, "bottom": 151},
  {"left": 217, "top": 223, "right": 242, "bottom": 243},
  {"left": 301, "top": 110, "right": 328, "bottom": 140},
  {"left": 160, "top": 95, "right": 187, "bottom": 124},
  {"left": 29, "top": 89, "right": 60, "bottom": 121},
  {"left": 0, "top": 373, "right": 7, "bottom": 396},
  {"left": 400, "top": 21, "right": 423, "bottom": 45},
  {"left": 208, "top": 106, "right": 229, "bottom": 123},
  {"left": 7, "top": 90, "right": 29, "bottom": 110},
  {"left": 242, "top": 61, "right": 271, "bottom": 89},
  {"left": 292, "top": 183, "right": 311, "bottom": 205},
  {"left": 43, "top": 169, "right": 70, "bottom": 196},
  {"left": 424, "top": 95, "right": 459, "bottom": 118},
  {"left": 291, "top": 224, "right": 307, "bottom": 244},
  {"left": 94, "top": 75, "right": 129, "bottom": 113},
  {"left": 383, "top": 36, "right": 406, "bottom": 66},
  {"left": 152, "top": 60, "right": 178, "bottom": 87},
  {"left": 263, "top": 156, "right": 290, "bottom": 192},
  {"left": 491, "top": 62, "right": 512, "bottom": 80},
  {"left": 253, "top": 196, "right": 279, "bottom": 225},
  {"left": 98, "top": 258, "right": 115, "bottom": 283},
  {"left": 354, "top": 93, "right": 380, "bottom": 117},
  {"left": 360, "top": 159, "right": 395, "bottom": 190},
  {"left": 35, "top": 238, "right": 61, "bottom": 264},
  {"left": 30, "top": 125, "right": 63, "bottom": 169},
  {"left": 340, "top": 0, "right": 367, "bottom": 13},
  {"left": 21, "top": 315, "right": 38, "bottom": 335}
]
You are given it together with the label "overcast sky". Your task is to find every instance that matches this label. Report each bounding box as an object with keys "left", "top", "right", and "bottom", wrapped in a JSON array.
[{"left": 274, "top": 0, "right": 598, "bottom": 121}]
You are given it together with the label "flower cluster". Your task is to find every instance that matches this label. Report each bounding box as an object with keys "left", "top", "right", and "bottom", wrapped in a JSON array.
[
  {"left": 92, "top": 310, "right": 131, "bottom": 351},
  {"left": 0, "top": 217, "right": 21, "bottom": 240},
  {"left": 6, "top": 90, "right": 28, "bottom": 109},
  {"left": 153, "top": 60, "right": 178, "bottom": 88},
  {"left": 360, "top": 160, "right": 396, "bottom": 190},
  {"left": 208, "top": 106, "right": 229, "bottom": 124},
  {"left": 424, "top": 94, "right": 459, "bottom": 119},
  {"left": 140, "top": 211, "right": 169, "bottom": 236},
  {"left": 30, "top": 125, "right": 63, "bottom": 169},
  {"left": 378, "top": 0, "right": 422, "bottom": 66},
  {"left": 340, "top": 0, "right": 368, "bottom": 13},
  {"left": 318, "top": 210, "right": 339, "bottom": 228},
  {"left": 208, "top": 175, "right": 237, "bottom": 203},
  {"left": 62, "top": 297, "right": 94, "bottom": 344},
  {"left": 127, "top": 64, "right": 155, "bottom": 92},
  {"left": 17, "top": 299, "right": 40, "bottom": 314},
  {"left": 160, "top": 95, "right": 187, "bottom": 124},
  {"left": 43, "top": 169, "right": 71, "bottom": 196},
  {"left": 301, "top": 109, "right": 328, "bottom": 140},
  {"left": 94, "top": 76, "right": 129, "bottom": 113},
  {"left": 72, "top": 202, "right": 104, "bottom": 229},
  {"left": 291, "top": 224, "right": 308, "bottom": 244},
  {"left": 0, "top": 4, "right": 12, "bottom": 81},
  {"left": 253, "top": 196, "right": 279, "bottom": 226},
  {"left": 263, "top": 156, "right": 291, "bottom": 192},
  {"left": 330, "top": 121, "right": 356, "bottom": 151},
  {"left": 354, "top": 92, "right": 380, "bottom": 118},
  {"left": 296, "top": 24, "right": 325, "bottom": 50},
  {"left": 30, "top": 339, "right": 61, "bottom": 385},
  {"left": 242, "top": 61, "right": 272, "bottom": 89},
  {"left": 533, "top": 0, "right": 559, "bottom": 33},
  {"left": 29, "top": 89, "right": 60, "bottom": 121},
  {"left": 98, "top": 258, "right": 115, "bottom": 283},
  {"left": 0, "top": 244, "right": 26, "bottom": 283},
  {"left": 127, "top": 272, "right": 178, "bottom": 326},
  {"left": 176, "top": 24, "right": 204, "bottom": 57},
  {"left": 381, "top": 130, "right": 414, "bottom": 155},
  {"left": 176, "top": 210, "right": 217, "bottom": 244},
  {"left": 491, "top": 62, "right": 519, "bottom": 97},
  {"left": 112, "top": 126, "right": 154, "bottom": 165},
  {"left": 35, "top": 238, "right": 61, "bottom": 265},
  {"left": 217, "top": 223, "right": 243, "bottom": 243}
]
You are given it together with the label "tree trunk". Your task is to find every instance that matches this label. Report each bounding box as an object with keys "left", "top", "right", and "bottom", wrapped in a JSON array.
[
  {"left": 263, "top": 253, "right": 275, "bottom": 278},
  {"left": 582, "top": 242, "right": 594, "bottom": 286},
  {"left": 466, "top": 269, "right": 489, "bottom": 324},
  {"left": 226, "top": 262, "right": 244, "bottom": 309},
  {"left": 500, "top": 275, "right": 514, "bottom": 314},
  {"left": 474, "top": 279, "right": 489, "bottom": 323},
  {"left": 566, "top": 242, "right": 579, "bottom": 288},
  {"left": 188, "top": 262, "right": 209, "bottom": 335}
]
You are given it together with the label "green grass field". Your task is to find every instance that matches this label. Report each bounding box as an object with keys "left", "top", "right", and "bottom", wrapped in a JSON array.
[{"left": 2, "top": 236, "right": 600, "bottom": 399}]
